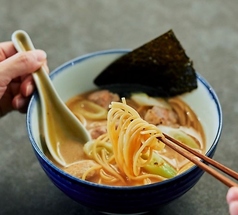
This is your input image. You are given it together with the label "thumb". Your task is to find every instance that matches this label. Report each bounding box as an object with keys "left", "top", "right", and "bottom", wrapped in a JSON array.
[{"left": 0, "top": 50, "right": 47, "bottom": 85}]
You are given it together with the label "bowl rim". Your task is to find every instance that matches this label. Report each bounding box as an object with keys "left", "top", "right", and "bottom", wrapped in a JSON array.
[{"left": 26, "top": 49, "right": 223, "bottom": 190}]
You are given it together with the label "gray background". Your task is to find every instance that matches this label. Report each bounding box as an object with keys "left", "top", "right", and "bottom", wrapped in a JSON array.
[{"left": 0, "top": 1, "right": 238, "bottom": 214}]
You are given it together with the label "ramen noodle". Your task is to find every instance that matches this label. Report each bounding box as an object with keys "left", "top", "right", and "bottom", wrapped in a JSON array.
[{"left": 46, "top": 90, "right": 205, "bottom": 186}]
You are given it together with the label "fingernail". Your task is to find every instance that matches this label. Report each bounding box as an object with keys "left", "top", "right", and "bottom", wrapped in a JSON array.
[
  {"left": 34, "top": 50, "right": 47, "bottom": 62},
  {"left": 15, "top": 97, "right": 25, "bottom": 109},
  {"left": 26, "top": 83, "right": 34, "bottom": 96}
]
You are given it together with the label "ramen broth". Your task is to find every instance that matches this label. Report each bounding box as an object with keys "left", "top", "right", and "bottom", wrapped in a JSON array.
[{"left": 45, "top": 89, "right": 206, "bottom": 186}]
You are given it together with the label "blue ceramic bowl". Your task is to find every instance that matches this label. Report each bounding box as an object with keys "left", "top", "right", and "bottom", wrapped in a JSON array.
[{"left": 27, "top": 50, "right": 222, "bottom": 214}]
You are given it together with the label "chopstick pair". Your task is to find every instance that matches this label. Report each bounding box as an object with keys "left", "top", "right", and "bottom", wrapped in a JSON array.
[{"left": 158, "top": 133, "right": 238, "bottom": 188}]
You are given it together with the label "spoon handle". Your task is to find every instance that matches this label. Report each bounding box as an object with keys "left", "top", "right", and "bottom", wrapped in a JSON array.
[
  {"left": 11, "top": 30, "right": 55, "bottom": 99},
  {"left": 11, "top": 30, "right": 70, "bottom": 122}
]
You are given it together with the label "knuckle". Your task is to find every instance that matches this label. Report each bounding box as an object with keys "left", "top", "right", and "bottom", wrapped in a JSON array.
[
  {"left": 18, "top": 52, "right": 32, "bottom": 68},
  {"left": 0, "top": 48, "right": 5, "bottom": 61}
]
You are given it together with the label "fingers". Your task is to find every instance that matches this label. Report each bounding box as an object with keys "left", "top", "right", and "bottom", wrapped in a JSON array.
[
  {"left": 227, "top": 187, "right": 238, "bottom": 203},
  {"left": 229, "top": 201, "right": 238, "bottom": 215},
  {"left": 12, "top": 93, "right": 30, "bottom": 112},
  {"left": 227, "top": 187, "right": 238, "bottom": 215},
  {"left": 0, "top": 49, "right": 47, "bottom": 86},
  {"left": 20, "top": 75, "right": 35, "bottom": 97},
  {"left": 0, "top": 42, "right": 48, "bottom": 116},
  {"left": 0, "top": 42, "right": 17, "bottom": 61},
  {"left": 8, "top": 77, "right": 34, "bottom": 112},
  {"left": 0, "top": 82, "right": 20, "bottom": 116}
]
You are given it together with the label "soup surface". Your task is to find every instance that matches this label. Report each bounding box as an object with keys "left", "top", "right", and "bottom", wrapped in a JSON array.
[{"left": 45, "top": 89, "right": 206, "bottom": 186}]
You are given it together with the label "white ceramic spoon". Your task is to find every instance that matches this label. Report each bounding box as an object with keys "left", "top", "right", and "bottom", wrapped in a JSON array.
[{"left": 12, "top": 30, "right": 91, "bottom": 166}]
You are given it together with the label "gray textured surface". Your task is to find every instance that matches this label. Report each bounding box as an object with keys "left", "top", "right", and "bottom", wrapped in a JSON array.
[{"left": 0, "top": 1, "right": 238, "bottom": 214}]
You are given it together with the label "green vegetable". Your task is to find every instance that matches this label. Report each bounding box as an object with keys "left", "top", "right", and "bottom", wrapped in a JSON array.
[
  {"left": 142, "top": 152, "right": 177, "bottom": 178},
  {"left": 169, "top": 130, "right": 200, "bottom": 149},
  {"left": 158, "top": 125, "right": 200, "bottom": 149},
  {"left": 131, "top": 93, "right": 171, "bottom": 108}
]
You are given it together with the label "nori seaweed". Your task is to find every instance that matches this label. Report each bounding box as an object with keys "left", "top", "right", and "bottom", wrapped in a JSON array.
[{"left": 94, "top": 30, "right": 197, "bottom": 97}]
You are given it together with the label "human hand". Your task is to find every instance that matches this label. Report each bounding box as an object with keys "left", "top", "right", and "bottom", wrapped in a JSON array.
[
  {"left": 227, "top": 186, "right": 238, "bottom": 215},
  {"left": 0, "top": 41, "right": 47, "bottom": 117}
]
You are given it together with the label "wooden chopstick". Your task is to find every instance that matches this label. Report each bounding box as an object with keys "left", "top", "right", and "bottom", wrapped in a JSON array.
[{"left": 158, "top": 133, "right": 238, "bottom": 188}]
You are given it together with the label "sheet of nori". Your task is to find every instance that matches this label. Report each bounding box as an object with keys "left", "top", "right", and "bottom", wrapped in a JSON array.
[{"left": 94, "top": 30, "right": 197, "bottom": 97}]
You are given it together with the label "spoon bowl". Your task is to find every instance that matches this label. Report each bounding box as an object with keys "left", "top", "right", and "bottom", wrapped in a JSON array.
[{"left": 11, "top": 30, "right": 91, "bottom": 166}]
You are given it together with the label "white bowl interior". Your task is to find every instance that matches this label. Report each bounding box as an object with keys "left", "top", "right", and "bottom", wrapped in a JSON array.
[{"left": 28, "top": 50, "right": 222, "bottom": 155}]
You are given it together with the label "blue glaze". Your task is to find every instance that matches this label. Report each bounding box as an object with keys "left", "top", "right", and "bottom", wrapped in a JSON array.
[{"left": 26, "top": 50, "right": 222, "bottom": 214}]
